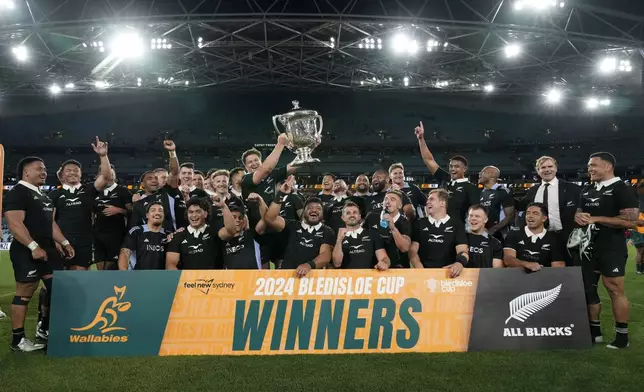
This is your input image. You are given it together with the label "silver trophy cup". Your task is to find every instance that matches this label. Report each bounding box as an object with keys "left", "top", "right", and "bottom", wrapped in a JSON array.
[{"left": 272, "top": 100, "right": 323, "bottom": 166}]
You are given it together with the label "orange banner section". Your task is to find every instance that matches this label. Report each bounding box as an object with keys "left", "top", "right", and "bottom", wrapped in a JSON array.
[
  {"left": 159, "top": 269, "right": 479, "bottom": 356},
  {"left": 0, "top": 144, "right": 4, "bottom": 227}
]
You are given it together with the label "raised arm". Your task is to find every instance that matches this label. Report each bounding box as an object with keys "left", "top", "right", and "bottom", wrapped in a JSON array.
[
  {"left": 415, "top": 121, "right": 439, "bottom": 175},
  {"left": 92, "top": 136, "right": 113, "bottom": 191},
  {"left": 164, "top": 140, "right": 179, "bottom": 188},
  {"left": 251, "top": 134, "right": 289, "bottom": 185},
  {"left": 217, "top": 203, "right": 238, "bottom": 241}
]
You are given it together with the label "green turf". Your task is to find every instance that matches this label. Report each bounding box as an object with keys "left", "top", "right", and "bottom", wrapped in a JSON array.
[{"left": 1, "top": 251, "right": 643, "bottom": 392}]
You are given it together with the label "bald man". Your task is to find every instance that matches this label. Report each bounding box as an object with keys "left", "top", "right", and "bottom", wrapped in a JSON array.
[{"left": 479, "top": 166, "right": 515, "bottom": 243}]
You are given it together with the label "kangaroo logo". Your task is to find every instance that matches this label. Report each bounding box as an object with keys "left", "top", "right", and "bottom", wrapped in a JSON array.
[{"left": 71, "top": 286, "right": 131, "bottom": 333}]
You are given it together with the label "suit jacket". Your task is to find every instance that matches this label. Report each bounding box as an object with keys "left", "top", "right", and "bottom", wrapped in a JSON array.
[{"left": 517, "top": 179, "right": 581, "bottom": 234}]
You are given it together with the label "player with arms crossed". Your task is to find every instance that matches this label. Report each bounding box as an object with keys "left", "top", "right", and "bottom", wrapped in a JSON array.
[
  {"left": 4, "top": 157, "right": 75, "bottom": 351},
  {"left": 573, "top": 152, "right": 639, "bottom": 349},
  {"left": 503, "top": 202, "right": 565, "bottom": 271},
  {"left": 409, "top": 189, "right": 469, "bottom": 277},
  {"left": 332, "top": 201, "right": 390, "bottom": 270}
]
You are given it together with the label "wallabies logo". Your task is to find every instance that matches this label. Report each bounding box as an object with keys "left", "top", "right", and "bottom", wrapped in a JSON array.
[{"left": 69, "top": 286, "right": 131, "bottom": 343}]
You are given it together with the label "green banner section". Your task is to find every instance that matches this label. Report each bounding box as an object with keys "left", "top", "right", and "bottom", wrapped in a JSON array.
[{"left": 49, "top": 271, "right": 180, "bottom": 357}]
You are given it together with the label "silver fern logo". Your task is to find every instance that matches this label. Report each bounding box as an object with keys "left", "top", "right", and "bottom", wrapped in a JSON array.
[{"left": 504, "top": 284, "right": 562, "bottom": 325}]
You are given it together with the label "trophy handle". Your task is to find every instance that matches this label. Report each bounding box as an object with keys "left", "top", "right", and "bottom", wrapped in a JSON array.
[
  {"left": 314, "top": 115, "right": 323, "bottom": 138},
  {"left": 272, "top": 115, "right": 283, "bottom": 135}
]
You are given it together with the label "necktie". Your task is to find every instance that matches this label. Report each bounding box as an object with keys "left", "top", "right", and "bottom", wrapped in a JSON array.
[{"left": 542, "top": 183, "right": 550, "bottom": 213}]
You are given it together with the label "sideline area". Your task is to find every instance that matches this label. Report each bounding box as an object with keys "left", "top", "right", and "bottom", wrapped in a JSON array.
[{"left": 1, "top": 250, "right": 643, "bottom": 392}]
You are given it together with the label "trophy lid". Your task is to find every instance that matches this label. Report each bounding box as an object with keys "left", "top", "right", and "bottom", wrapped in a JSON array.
[{"left": 280, "top": 100, "right": 318, "bottom": 118}]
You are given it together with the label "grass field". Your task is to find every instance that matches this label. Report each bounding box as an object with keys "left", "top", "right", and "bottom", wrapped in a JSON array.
[{"left": 1, "top": 250, "right": 643, "bottom": 392}]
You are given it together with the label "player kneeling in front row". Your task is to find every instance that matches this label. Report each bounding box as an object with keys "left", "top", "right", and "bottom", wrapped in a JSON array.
[
  {"left": 466, "top": 205, "right": 504, "bottom": 268},
  {"left": 409, "top": 189, "right": 469, "bottom": 278},
  {"left": 264, "top": 185, "right": 335, "bottom": 278},
  {"left": 166, "top": 198, "right": 237, "bottom": 270},
  {"left": 503, "top": 202, "right": 565, "bottom": 272},
  {"left": 118, "top": 201, "right": 168, "bottom": 270},
  {"left": 332, "top": 201, "right": 390, "bottom": 270}
]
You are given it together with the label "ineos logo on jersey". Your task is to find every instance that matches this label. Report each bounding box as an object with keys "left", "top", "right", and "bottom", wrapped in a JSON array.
[
  {"left": 469, "top": 246, "right": 484, "bottom": 254},
  {"left": 481, "top": 201, "right": 492, "bottom": 207},
  {"left": 145, "top": 244, "right": 164, "bottom": 252},
  {"left": 226, "top": 244, "right": 245, "bottom": 254}
]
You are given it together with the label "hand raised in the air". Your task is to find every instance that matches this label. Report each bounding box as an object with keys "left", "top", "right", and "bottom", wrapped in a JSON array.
[
  {"left": 163, "top": 140, "right": 176, "bottom": 152},
  {"left": 414, "top": 121, "right": 425, "bottom": 139},
  {"left": 277, "top": 133, "right": 292, "bottom": 148},
  {"left": 92, "top": 136, "right": 108, "bottom": 156}
]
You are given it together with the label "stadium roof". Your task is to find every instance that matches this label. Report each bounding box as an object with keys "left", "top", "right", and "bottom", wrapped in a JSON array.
[{"left": 0, "top": 0, "right": 642, "bottom": 100}]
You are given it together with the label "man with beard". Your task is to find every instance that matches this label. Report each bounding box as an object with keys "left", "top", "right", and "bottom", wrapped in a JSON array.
[
  {"left": 504, "top": 202, "right": 565, "bottom": 270},
  {"left": 466, "top": 205, "right": 503, "bottom": 268},
  {"left": 479, "top": 166, "right": 515, "bottom": 242},
  {"left": 365, "top": 170, "right": 413, "bottom": 218},
  {"left": 364, "top": 190, "right": 412, "bottom": 268},
  {"left": 354, "top": 174, "right": 370, "bottom": 197},
  {"left": 93, "top": 163, "right": 132, "bottom": 270},
  {"left": 573, "top": 152, "right": 638, "bottom": 349},
  {"left": 130, "top": 140, "right": 182, "bottom": 231},
  {"left": 415, "top": 121, "right": 480, "bottom": 223},
  {"left": 166, "top": 198, "right": 233, "bottom": 270},
  {"left": 219, "top": 195, "right": 267, "bottom": 270},
  {"left": 133, "top": 167, "right": 168, "bottom": 203},
  {"left": 118, "top": 202, "right": 168, "bottom": 270},
  {"left": 4, "top": 157, "right": 75, "bottom": 351},
  {"left": 409, "top": 189, "right": 469, "bottom": 278},
  {"left": 208, "top": 169, "right": 245, "bottom": 231},
  {"left": 324, "top": 179, "right": 350, "bottom": 233},
  {"left": 179, "top": 163, "right": 209, "bottom": 201},
  {"left": 332, "top": 201, "right": 390, "bottom": 270},
  {"left": 193, "top": 171, "right": 205, "bottom": 190},
  {"left": 264, "top": 190, "right": 335, "bottom": 277},
  {"left": 49, "top": 137, "right": 114, "bottom": 270},
  {"left": 229, "top": 167, "right": 245, "bottom": 198},
  {"left": 389, "top": 162, "right": 427, "bottom": 218},
  {"left": 318, "top": 174, "right": 336, "bottom": 207},
  {"left": 516, "top": 156, "right": 581, "bottom": 265}
]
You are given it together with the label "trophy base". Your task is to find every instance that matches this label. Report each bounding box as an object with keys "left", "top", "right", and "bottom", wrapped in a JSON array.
[{"left": 291, "top": 147, "right": 320, "bottom": 166}]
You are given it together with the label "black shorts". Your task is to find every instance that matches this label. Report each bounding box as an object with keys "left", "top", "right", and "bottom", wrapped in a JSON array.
[
  {"left": 10, "top": 241, "right": 64, "bottom": 283},
  {"left": 64, "top": 236, "right": 94, "bottom": 268},
  {"left": 94, "top": 232, "right": 125, "bottom": 263},
  {"left": 585, "top": 250, "right": 627, "bottom": 278}
]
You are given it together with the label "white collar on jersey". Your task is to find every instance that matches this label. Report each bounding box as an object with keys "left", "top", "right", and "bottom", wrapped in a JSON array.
[
  {"left": 18, "top": 180, "right": 42, "bottom": 196},
  {"left": 187, "top": 224, "right": 208, "bottom": 238},
  {"left": 427, "top": 214, "right": 450, "bottom": 228},
  {"left": 301, "top": 222, "right": 322, "bottom": 233},
  {"left": 181, "top": 185, "right": 197, "bottom": 193},
  {"left": 345, "top": 227, "right": 364, "bottom": 238},
  {"left": 449, "top": 178, "right": 468, "bottom": 186},
  {"left": 230, "top": 187, "right": 242, "bottom": 198},
  {"left": 103, "top": 183, "right": 118, "bottom": 196},
  {"left": 63, "top": 183, "right": 82, "bottom": 193},
  {"left": 380, "top": 210, "right": 401, "bottom": 223},
  {"left": 595, "top": 176, "right": 621, "bottom": 191},
  {"left": 524, "top": 226, "right": 547, "bottom": 243},
  {"left": 332, "top": 194, "right": 348, "bottom": 203}
]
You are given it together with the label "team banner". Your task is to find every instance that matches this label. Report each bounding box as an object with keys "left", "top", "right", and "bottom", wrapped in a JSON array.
[{"left": 49, "top": 268, "right": 590, "bottom": 357}]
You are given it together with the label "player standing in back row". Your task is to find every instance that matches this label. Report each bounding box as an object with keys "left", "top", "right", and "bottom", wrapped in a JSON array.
[{"left": 573, "top": 152, "right": 639, "bottom": 349}]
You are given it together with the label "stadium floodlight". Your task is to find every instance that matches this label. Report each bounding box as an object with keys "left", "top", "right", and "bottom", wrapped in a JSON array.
[
  {"left": 360, "top": 80, "right": 364, "bottom": 85},
  {"left": 600, "top": 99, "right": 611, "bottom": 106},
  {"left": 64, "top": 83, "right": 75, "bottom": 89},
  {"left": 504, "top": 43, "right": 521, "bottom": 58},
  {"left": 94, "top": 80, "right": 109, "bottom": 89},
  {"left": 585, "top": 97, "right": 599, "bottom": 110},
  {"left": 403, "top": 76, "right": 409, "bottom": 86},
  {"left": 545, "top": 87, "right": 563, "bottom": 104},
  {"left": 514, "top": 1, "right": 561, "bottom": 11},
  {"left": 49, "top": 84, "right": 61, "bottom": 95},
  {"left": 185, "top": 81, "right": 189, "bottom": 86},
  {"left": 0, "top": 0, "right": 15, "bottom": 10},
  {"left": 618, "top": 59, "right": 632, "bottom": 72},
  {"left": 598, "top": 57, "right": 617, "bottom": 74},
  {"left": 392, "top": 34, "right": 418, "bottom": 55},
  {"left": 110, "top": 31, "right": 144, "bottom": 59},
  {"left": 484, "top": 84, "right": 495, "bottom": 93},
  {"left": 12, "top": 45, "right": 28, "bottom": 62}
]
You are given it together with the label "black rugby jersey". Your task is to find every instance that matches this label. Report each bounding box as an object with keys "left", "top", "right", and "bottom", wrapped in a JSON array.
[
  {"left": 167, "top": 225, "right": 221, "bottom": 270},
  {"left": 579, "top": 178, "right": 638, "bottom": 255},
  {"left": 400, "top": 184, "right": 428, "bottom": 218},
  {"left": 3, "top": 182, "right": 55, "bottom": 243},
  {"left": 504, "top": 227, "right": 564, "bottom": 267},
  {"left": 338, "top": 227, "right": 385, "bottom": 269},
  {"left": 242, "top": 167, "right": 288, "bottom": 225},
  {"left": 324, "top": 196, "right": 350, "bottom": 233},
  {"left": 122, "top": 225, "right": 168, "bottom": 270},
  {"left": 222, "top": 229, "right": 262, "bottom": 270},
  {"left": 280, "top": 220, "right": 335, "bottom": 269},
  {"left": 364, "top": 191, "right": 413, "bottom": 216},
  {"left": 279, "top": 193, "right": 305, "bottom": 221},
  {"left": 433, "top": 169, "right": 481, "bottom": 222},
  {"left": 130, "top": 185, "right": 187, "bottom": 231},
  {"left": 94, "top": 183, "right": 132, "bottom": 234},
  {"left": 364, "top": 210, "right": 412, "bottom": 268},
  {"left": 411, "top": 215, "right": 467, "bottom": 268},
  {"left": 480, "top": 184, "right": 514, "bottom": 228},
  {"left": 467, "top": 232, "right": 503, "bottom": 268},
  {"left": 209, "top": 194, "right": 245, "bottom": 231},
  {"left": 49, "top": 183, "right": 97, "bottom": 239}
]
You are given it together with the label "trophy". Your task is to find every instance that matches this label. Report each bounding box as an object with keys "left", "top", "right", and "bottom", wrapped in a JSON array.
[{"left": 272, "top": 100, "right": 323, "bottom": 166}]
